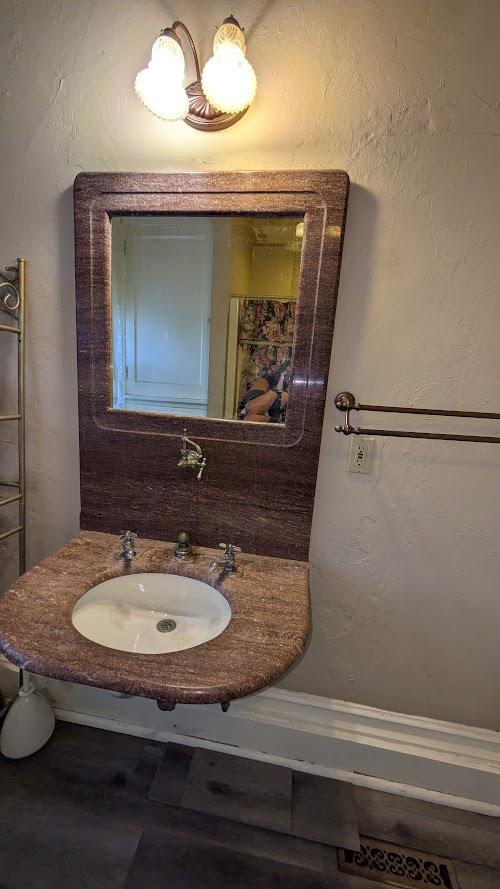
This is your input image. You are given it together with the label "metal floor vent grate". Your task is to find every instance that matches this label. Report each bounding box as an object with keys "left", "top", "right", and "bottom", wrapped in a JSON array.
[{"left": 337, "top": 837, "right": 460, "bottom": 888}]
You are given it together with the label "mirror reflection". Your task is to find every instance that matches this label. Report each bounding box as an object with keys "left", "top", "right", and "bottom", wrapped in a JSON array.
[{"left": 111, "top": 214, "right": 304, "bottom": 424}]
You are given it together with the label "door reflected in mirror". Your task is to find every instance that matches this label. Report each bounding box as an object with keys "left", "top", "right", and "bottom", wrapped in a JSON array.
[{"left": 111, "top": 214, "right": 304, "bottom": 425}]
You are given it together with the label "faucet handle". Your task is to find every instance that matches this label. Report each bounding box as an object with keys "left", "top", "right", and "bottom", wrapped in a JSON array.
[
  {"left": 116, "top": 530, "right": 137, "bottom": 561},
  {"left": 209, "top": 542, "right": 241, "bottom": 574}
]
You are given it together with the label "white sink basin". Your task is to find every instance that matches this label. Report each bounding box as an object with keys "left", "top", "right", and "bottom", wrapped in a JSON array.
[{"left": 71, "top": 573, "right": 231, "bottom": 655}]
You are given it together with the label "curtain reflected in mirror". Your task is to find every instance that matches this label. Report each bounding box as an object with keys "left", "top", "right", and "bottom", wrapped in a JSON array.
[{"left": 111, "top": 214, "right": 304, "bottom": 425}]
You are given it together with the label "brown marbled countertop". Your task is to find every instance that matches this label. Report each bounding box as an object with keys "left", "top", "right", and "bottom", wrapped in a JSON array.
[{"left": 0, "top": 531, "right": 310, "bottom": 704}]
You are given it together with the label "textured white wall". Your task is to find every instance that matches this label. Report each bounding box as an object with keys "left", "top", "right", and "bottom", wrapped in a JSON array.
[{"left": 0, "top": 0, "right": 499, "bottom": 729}]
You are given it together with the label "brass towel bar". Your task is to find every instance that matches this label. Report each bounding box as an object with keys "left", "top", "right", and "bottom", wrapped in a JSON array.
[{"left": 334, "top": 392, "right": 500, "bottom": 444}]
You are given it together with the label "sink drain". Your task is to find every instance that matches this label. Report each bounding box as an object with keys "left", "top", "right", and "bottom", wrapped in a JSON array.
[{"left": 157, "top": 618, "right": 177, "bottom": 633}]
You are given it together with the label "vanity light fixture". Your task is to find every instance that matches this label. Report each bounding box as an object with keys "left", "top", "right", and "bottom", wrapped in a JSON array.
[{"left": 135, "top": 16, "right": 256, "bottom": 131}]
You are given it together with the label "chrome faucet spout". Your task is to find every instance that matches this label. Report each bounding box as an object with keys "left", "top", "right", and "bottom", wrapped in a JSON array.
[
  {"left": 178, "top": 429, "right": 206, "bottom": 480},
  {"left": 181, "top": 433, "right": 202, "bottom": 456}
]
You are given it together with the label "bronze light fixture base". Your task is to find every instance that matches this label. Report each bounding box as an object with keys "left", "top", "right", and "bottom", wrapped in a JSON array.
[
  {"left": 169, "top": 18, "right": 249, "bottom": 132},
  {"left": 185, "top": 80, "right": 247, "bottom": 132}
]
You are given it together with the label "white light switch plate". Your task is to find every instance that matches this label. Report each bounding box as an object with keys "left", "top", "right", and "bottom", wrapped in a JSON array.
[{"left": 347, "top": 437, "right": 374, "bottom": 474}]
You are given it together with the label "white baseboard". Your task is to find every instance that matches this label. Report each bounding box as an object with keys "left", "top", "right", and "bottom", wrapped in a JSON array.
[{"left": 3, "top": 656, "right": 496, "bottom": 817}]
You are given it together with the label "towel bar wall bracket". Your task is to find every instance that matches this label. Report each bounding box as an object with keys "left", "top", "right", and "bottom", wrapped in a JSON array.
[{"left": 334, "top": 391, "right": 500, "bottom": 445}]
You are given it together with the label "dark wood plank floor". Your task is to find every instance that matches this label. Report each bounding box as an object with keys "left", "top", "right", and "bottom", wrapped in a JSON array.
[{"left": 0, "top": 720, "right": 499, "bottom": 888}]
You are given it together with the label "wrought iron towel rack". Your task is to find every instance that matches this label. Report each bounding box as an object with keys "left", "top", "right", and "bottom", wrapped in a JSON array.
[
  {"left": 334, "top": 392, "right": 500, "bottom": 444},
  {"left": 0, "top": 259, "right": 26, "bottom": 571}
]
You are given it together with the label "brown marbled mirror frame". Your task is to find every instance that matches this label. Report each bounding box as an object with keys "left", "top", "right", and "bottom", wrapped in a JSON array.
[{"left": 74, "top": 171, "right": 349, "bottom": 560}]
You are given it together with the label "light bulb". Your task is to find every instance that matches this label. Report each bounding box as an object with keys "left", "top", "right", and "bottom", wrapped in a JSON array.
[
  {"left": 135, "top": 33, "right": 189, "bottom": 121},
  {"left": 201, "top": 20, "right": 257, "bottom": 115}
]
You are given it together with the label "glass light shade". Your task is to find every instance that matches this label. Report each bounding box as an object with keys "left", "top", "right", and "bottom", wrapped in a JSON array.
[
  {"left": 135, "top": 34, "right": 189, "bottom": 121},
  {"left": 201, "top": 21, "right": 257, "bottom": 114},
  {"left": 150, "top": 34, "right": 185, "bottom": 76}
]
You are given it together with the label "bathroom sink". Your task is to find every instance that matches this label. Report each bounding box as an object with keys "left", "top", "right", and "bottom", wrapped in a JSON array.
[{"left": 71, "top": 573, "right": 231, "bottom": 655}]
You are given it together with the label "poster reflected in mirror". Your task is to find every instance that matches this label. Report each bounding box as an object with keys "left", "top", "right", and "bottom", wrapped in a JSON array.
[{"left": 235, "top": 298, "right": 295, "bottom": 424}]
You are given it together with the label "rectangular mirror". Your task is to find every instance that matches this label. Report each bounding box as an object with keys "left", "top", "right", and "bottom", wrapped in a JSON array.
[
  {"left": 111, "top": 214, "right": 304, "bottom": 425},
  {"left": 74, "top": 170, "right": 349, "bottom": 455}
]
